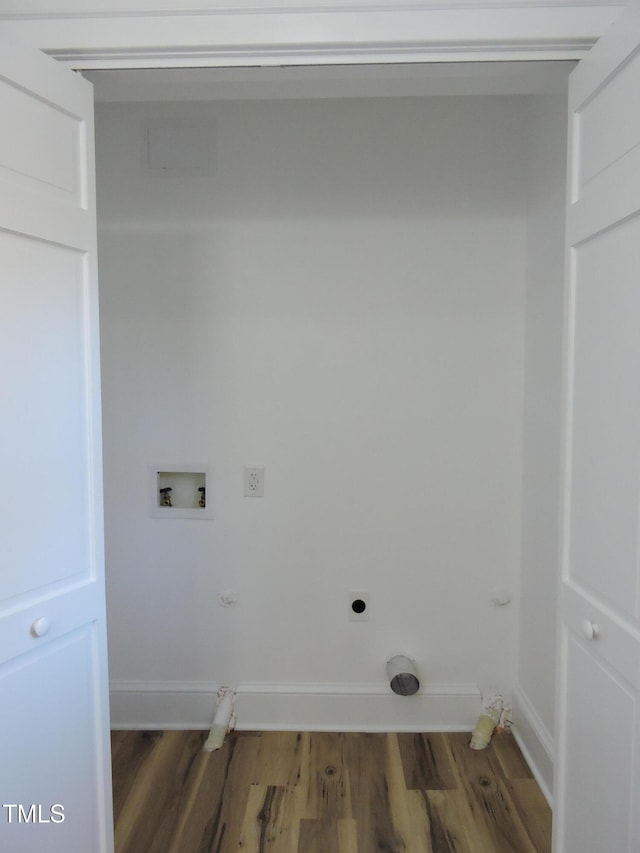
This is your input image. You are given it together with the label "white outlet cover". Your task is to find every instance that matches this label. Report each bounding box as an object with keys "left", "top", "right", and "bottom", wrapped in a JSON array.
[{"left": 244, "top": 466, "right": 265, "bottom": 497}]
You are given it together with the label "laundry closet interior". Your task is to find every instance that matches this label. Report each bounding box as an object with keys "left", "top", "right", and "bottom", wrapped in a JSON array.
[{"left": 90, "top": 61, "right": 571, "bottom": 799}]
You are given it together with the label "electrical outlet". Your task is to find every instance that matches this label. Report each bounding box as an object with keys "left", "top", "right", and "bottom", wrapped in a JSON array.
[
  {"left": 244, "top": 466, "right": 265, "bottom": 497},
  {"left": 349, "top": 590, "right": 370, "bottom": 621}
]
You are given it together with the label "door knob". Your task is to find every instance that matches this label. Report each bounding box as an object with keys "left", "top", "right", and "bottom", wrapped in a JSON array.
[
  {"left": 31, "top": 617, "right": 51, "bottom": 638},
  {"left": 582, "top": 619, "right": 600, "bottom": 640}
]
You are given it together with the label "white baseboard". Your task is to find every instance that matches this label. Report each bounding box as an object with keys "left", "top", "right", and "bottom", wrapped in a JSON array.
[
  {"left": 511, "top": 684, "right": 554, "bottom": 805},
  {"left": 109, "top": 681, "right": 219, "bottom": 730},
  {"left": 109, "top": 680, "right": 481, "bottom": 732}
]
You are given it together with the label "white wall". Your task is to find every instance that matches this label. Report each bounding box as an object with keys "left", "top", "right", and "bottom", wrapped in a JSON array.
[
  {"left": 96, "top": 95, "right": 528, "bottom": 729},
  {"left": 514, "top": 93, "right": 567, "bottom": 799}
]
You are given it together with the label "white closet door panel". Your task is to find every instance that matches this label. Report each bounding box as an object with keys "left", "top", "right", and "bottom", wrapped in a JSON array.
[
  {"left": 1, "top": 232, "right": 91, "bottom": 604},
  {"left": 0, "top": 32, "right": 112, "bottom": 853},
  {"left": 569, "top": 143, "right": 640, "bottom": 247},
  {"left": 577, "top": 46, "right": 640, "bottom": 191},
  {"left": 0, "top": 75, "right": 81, "bottom": 201},
  {"left": 562, "top": 584, "right": 640, "bottom": 689},
  {"left": 0, "top": 627, "right": 107, "bottom": 853},
  {"left": 557, "top": 2, "right": 640, "bottom": 851},
  {"left": 567, "top": 215, "right": 640, "bottom": 620},
  {"left": 558, "top": 629, "right": 639, "bottom": 853}
]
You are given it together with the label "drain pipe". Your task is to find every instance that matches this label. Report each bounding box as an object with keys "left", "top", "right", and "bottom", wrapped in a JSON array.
[
  {"left": 204, "top": 688, "right": 236, "bottom": 752},
  {"left": 469, "top": 693, "right": 504, "bottom": 750},
  {"left": 387, "top": 654, "right": 420, "bottom": 696}
]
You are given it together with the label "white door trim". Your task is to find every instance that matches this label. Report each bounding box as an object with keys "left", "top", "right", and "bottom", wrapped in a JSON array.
[{"left": 0, "top": 1, "right": 624, "bottom": 69}]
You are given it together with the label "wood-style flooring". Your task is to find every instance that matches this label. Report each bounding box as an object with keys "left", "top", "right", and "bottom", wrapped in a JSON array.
[{"left": 111, "top": 730, "right": 551, "bottom": 853}]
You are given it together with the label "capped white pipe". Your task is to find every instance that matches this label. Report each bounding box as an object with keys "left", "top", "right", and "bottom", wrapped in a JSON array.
[
  {"left": 469, "top": 692, "right": 504, "bottom": 750},
  {"left": 204, "top": 689, "right": 235, "bottom": 752}
]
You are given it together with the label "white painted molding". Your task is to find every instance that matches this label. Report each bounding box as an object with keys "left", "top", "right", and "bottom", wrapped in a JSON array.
[
  {"left": 0, "top": 2, "right": 623, "bottom": 69},
  {"left": 109, "top": 681, "right": 221, "bottom": 730},
  {"left": 109, "top": 679, "right": 481, "bottom": 731},
  {"left": 512, "top": 684, "right": 554, "bottom": 804},
  {"left": 86, "top": 61, "right": 575, "bottom": 102},
  {"left": 0, "top": 1, "right": 626, "bottom": 12}
]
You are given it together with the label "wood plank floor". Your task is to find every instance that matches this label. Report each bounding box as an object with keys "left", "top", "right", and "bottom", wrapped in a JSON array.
[{"left": 111, "top": 730, "right": 551, "bottom": 853}]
